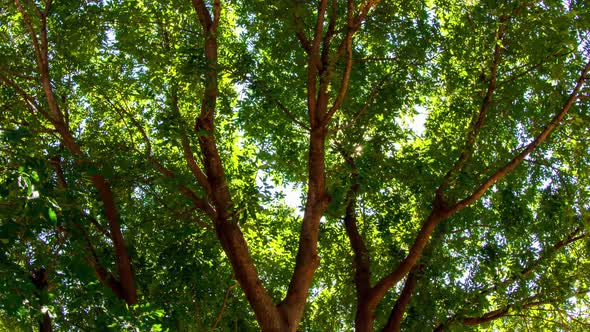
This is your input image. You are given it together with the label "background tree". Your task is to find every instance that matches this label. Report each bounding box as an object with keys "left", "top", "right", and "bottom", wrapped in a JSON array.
[{"left": 1, "top": 0, "right": 589, "bottom": 331}]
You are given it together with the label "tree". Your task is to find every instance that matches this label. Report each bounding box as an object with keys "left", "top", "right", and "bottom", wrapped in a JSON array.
[{"left": 1, "top": 0, "right": 589, "bottom": 331}]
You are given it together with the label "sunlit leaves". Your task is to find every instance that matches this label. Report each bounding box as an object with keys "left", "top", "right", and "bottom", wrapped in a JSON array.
[{"left": 1, "top": 0, "right": 589, "bottom": 330}]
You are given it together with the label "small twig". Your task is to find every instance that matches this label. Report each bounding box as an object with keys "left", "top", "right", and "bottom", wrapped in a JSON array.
[{"left": 209, "top": 282, "right": 238, "bottom": 330}]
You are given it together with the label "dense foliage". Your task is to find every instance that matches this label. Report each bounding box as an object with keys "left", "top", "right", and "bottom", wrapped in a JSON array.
[{"left": 1, "top": 0, "right": 589, "bottom": 331}]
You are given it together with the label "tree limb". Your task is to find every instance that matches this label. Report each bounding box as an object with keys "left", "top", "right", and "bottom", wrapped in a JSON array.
[
  {"left": 437, "top": 15, "right": 508, "bottom": 198},
  {"left": 382, "top": 265, "right": 425, "bottom": 332},
  {"left": 451, "top": 58, "right": 590, "bottom": 213},
  {"left": 209, "top": 282, "right": 238, "bottom": 331}
]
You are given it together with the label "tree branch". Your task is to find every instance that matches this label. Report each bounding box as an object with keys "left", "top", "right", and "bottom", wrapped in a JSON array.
[
  {"left": 168, "top": 83, "right": 213, "bottom": 196},
  {"left": 77, "top": 224, "right": 126, "bottom": 300},
  {"left": 435, "top": 228, "right": 588, "bottom": 330},
  {"left": 191, "top": 0, "right": 214, "bottom": 32},
  {"left": 209, "top": 282, "right": 238, "bottom": 331},
  {"left": 338, "top": 148, "right": 372, "bottom": 301},
  {"left": 14, "top": 7, "right": 140, "bottom": 301},
  {"left": 323, "top": 0, "right": 382, "bottom": 124},
  {"left": 190, "top": 2, "right": 283, "bottom": 330},
  {"left": 451, "top": 58, "right": 590, "bottom": 213},
  {"left": 0, "top": 73, "right": 50, "bottom": 119},
  {"left": 382, "top": 265, "right": 424, "bottom": 332},
  {"left": 146, "top": 156, "right": 215, "bottom": 219},
  {"left": 330, "top": 71, "right": 390, "bottom": 134},
  {"left": 14, "top": 0, "right": 44, "bottom": 74},
  {"left": 292, "top": 1, "right": 312, "bottom": 55},
  {"left": 437, "top": 15, "right": 508, "bottom": 198}
]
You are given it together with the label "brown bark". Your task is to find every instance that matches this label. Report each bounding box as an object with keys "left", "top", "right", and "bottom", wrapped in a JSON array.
[
  {"left": 31, "top": 268, "right": 53, "bottom": 332},
  {"left": 369, "top": 206, "right": 449, "bottom": 314},
  {"left": 355, "top": 37, "right": 590, "bottom": 332},
  {"left": 462, "top": 307, "right": 509, "bottom": 326},
  {"left": 191, "top": 1, "right": 284, "bottom": 330},
  {"left": 453, "top": 59, "right": 590, "bottom": 211},
  {"left": 338, "top": 149, "right": 373, "bottom": 332},
  {"left": 280, "top": 2, "right": 382, "bottom": 328},
  {"left": 80, "top": 225, "right": 127, "bottom": 301},
  {"left": 188, "top": 1, "right": 379, "bottom": 330},
  {"left": 382, "top": 265, "right": 424, "bottom": 332},
  {"left": 437, "top": 17, "right": 507, "bottom": 194},
  {"left": 210, "top": 283, "right": 238, "bottom": 331},
  {"left": 40, "top": 312, "right": 52, "bottom": 332},
  {"left": 188, "top": 1, "right": 383, "bottom": 330},
  {"left": 279, "top": 126, "right": 328, "bottom": 327},
  {"left": 89, "top": 175, "right": 137, "bottom": 304},
  {"left": 14, "top": 0, "right": 137, "bottom": 305},
  {"left": 51, "top": 156, "right": 131, "bottom": 301}
]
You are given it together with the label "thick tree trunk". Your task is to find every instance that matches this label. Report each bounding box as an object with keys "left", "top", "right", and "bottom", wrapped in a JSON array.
[
  {"left": 279, "top": 126, "right": 328, "bottom": 329},
  {"left": 32, "top": 268, "right": 52, "bottom": 332},
  {"left": 355, "top": 302, "right": 375, "bottom": 332},
  {"left": 214, "top": 220, "right": 287, "bottom": 331},
  {"left": 40, "top": 312, "right": 52, "bottom": 332}
]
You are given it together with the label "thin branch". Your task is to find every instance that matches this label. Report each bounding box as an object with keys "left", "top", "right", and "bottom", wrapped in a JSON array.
[
  {"left": 353, "top": 56, "right": 399, "bottom": 63},
  {"left": 312, "top": 0, "right": 329, "bottom": 57},
  {"left": 367, "top": 39, "right": 590, "bottom": 321},
  {"left": 146, "top": 156, "right": 215, "bottom": 220},
  {"left": 276, "top": 97, "right": 309, "bottom": 130},
  {"left": 246, "top": 77, "right": 309, "bottom": 130},
  {"left": 305, "top": 0, "right": 329, "bottom": 122},
  {"left": 321, "top": 0, "right": 338, "bottom": 67},
  {"left": 14, "top": 0, "right": 43, "bottom": 70},
  {"left": 0, "top": 66, "right": 38, "bottom": 81},
  {"left": 435, "top": 229, "right": 588, "bottom": 330},
  {"left": 451, "top": 58, "right": 590, "bottom": 212},
  {"left": 76, "top": 224, "right": 125, "bottom": 300},
  {"left": 0, "top": 73, "right": 51, "bottom": 119},
  {"left": 142, "top": 184, "right": 212, "bottom": 231},
  {"left": 292, "top": 1, "right": 312, "bottom": 55},
  {"left": 437, "top": 15, "right": 508, "bottom": 198},
  {"left": 323, "top": 0, "right": 382, "bottom": 124},
  {"left": 43, "top": 0, "right": 52, "bottom": 17},
  {"left": 338, "top": 146, "right": 371, "bottom": 300},
  {"left": 330, "top": 72, "right": 390, "bottom": 133},
  {"left": 169, "top": 83, "right": 212, "bottom": 196},
  {"left": 209, "top": 282, "right": 238, "bottom": 331},
  {"left": 324, "top": 31, "right": 353, "bottom": 124},
  {"left": 100, "top": 90, "right": 214, "bottom": 218},
  {"left": 497, "top": 49, "right": 575, "bottom": 89}
]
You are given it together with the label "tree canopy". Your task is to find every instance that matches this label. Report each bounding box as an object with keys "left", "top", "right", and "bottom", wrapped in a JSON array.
[{"left": 1, "top": 0, "right": 590, "bottom": 331}]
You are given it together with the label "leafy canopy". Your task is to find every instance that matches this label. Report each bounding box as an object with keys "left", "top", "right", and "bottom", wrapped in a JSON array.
[{"left": 1, "top": 0, "right": 589, "bottom": 331}]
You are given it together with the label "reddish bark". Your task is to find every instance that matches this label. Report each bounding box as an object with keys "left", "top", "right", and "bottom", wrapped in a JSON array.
[
  {"left": 279, "top": 126, "right": 328, "bottom": 327},
  {"left": 187, "top": 1, "right": 383, "bottom": 330},
  {"left": 15, "top": 0, "right": 137, "bottom": 305},
  {"left": 382, "top": 265, "right": 424, "bottom": 332},
  {"left": 191, "top": 1, "right": 285, "bottom": 329},
  {"left": 353, "top": 39, "right": 590, "bottom": 332}
]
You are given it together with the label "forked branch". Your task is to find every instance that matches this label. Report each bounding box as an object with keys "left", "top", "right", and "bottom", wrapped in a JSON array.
[{"left": 437, "top": 15, "right": 508, "bottom": 197}]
